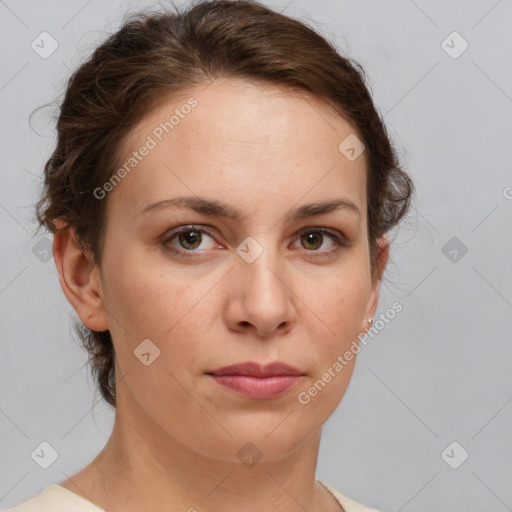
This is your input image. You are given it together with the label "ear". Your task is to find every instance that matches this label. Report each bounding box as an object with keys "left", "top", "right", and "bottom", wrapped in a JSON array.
[
  {"left": 52, "top": 218, "right": 109, "bottom": 332},
  {"left": 364, "top": 235, "right": 390, "bottom": 329}
]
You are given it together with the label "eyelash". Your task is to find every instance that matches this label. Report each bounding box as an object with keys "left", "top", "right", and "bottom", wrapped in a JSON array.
[{"left": 162, "top": 225, "right": 351, "bottom": 258}]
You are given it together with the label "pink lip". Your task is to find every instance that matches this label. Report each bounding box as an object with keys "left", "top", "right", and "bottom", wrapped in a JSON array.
[{"left": 207, "top": 362, "right": 305, "bottom": 399}]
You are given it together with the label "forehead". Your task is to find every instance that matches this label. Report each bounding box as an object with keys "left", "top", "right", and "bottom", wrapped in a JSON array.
[{"left": 107, "top": 78, "right": 368, "bottom": 222}]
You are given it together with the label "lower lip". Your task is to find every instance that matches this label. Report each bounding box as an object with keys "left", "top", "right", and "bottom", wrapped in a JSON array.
[{"left": 209, "top": 374, "right": 302, "bottom": 399}]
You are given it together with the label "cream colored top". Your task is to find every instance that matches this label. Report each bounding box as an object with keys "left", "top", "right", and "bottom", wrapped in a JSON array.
[{"left": 4, "top": 478, "right": 380, "bottom": 512}]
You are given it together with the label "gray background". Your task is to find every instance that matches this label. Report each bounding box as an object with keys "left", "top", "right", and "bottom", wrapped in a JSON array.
[{"left": 1, "top": 0, "right": 511, "bottom": 510}]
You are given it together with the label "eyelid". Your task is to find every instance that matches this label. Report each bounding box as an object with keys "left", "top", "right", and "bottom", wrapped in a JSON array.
[{"left": 295, "top": 226, "right": 349, "bottom": 243}]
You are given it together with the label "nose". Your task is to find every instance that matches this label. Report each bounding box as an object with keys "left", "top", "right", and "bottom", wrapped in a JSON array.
[{"left": 225, "top": 241, "right": 297, "bottom": 338}]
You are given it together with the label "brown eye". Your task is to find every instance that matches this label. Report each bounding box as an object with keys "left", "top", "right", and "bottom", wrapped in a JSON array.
[
  {"left": 177, "top": 229, "right": 202, "bottom": 250},
  {"left": 300, "top": 232, "right": 324, "bottom": 250}
]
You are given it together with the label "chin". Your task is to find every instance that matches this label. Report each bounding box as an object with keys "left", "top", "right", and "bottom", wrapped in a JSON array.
[{"left": 180, "top": 412, "right": 320, "bottom": 464}]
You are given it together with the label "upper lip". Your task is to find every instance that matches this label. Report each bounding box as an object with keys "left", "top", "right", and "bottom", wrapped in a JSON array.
[{"left": 208, "top": 362, "right": 304, "bottom": 377}]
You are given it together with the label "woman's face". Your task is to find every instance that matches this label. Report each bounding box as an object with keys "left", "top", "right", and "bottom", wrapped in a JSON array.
[{"left": 89, "top": 78, "right": 387, "bottom": 462}]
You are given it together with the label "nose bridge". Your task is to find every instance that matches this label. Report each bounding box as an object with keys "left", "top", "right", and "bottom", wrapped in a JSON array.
[{"left": 238, "top": 233, "right": 283, "bottom": 294}]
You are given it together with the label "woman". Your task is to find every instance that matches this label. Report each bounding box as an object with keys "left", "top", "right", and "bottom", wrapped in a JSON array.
[{"left": 8, "top": 1, "right": 413, "bottom": 510}]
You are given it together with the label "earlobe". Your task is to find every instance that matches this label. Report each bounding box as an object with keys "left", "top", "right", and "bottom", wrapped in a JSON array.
[{"left": 52, "top": 218, "right": 109, "bottom": 332}]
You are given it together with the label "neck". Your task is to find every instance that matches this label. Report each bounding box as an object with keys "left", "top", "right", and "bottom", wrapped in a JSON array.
[{"left": 65, "top": 389, "right": 338, "bottom": 512}]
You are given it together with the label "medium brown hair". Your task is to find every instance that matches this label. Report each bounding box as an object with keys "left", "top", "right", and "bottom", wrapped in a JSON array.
[{"left": 34, "top": 0, "right": 414, "bottom": 407}]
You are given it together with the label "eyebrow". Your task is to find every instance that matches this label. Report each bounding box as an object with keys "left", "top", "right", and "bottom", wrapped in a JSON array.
[{"left": 140, "top": 195, "right": 361, "bottom": 221}]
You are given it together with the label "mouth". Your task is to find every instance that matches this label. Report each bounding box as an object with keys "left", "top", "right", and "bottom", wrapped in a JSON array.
[{"left": 206, "top": 361, "right": 305, "bottom": 399}]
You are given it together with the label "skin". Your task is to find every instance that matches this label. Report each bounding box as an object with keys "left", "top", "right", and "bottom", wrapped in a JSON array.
[{"left": 53, "top": 78, "right": 389, "bottom": 512}]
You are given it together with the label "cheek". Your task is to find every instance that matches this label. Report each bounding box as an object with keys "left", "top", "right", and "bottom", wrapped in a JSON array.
[
  {"left": 304, "top": 268, "right": 370, "bottom": 336},
  {"left": 102, "top": 256, "right": 214, "bottom": 413},
  {"left": 298, "top": 266, "right": 370, "bottom": 408},
  {"left": 102, "top": 248, "right": 183, "bottom": 330},
  {"left": 101, "top": 250, "right": 220, "bottom": 370},
  {"left": 294, "top": 279, "right": 368, "bottom": 418}
]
